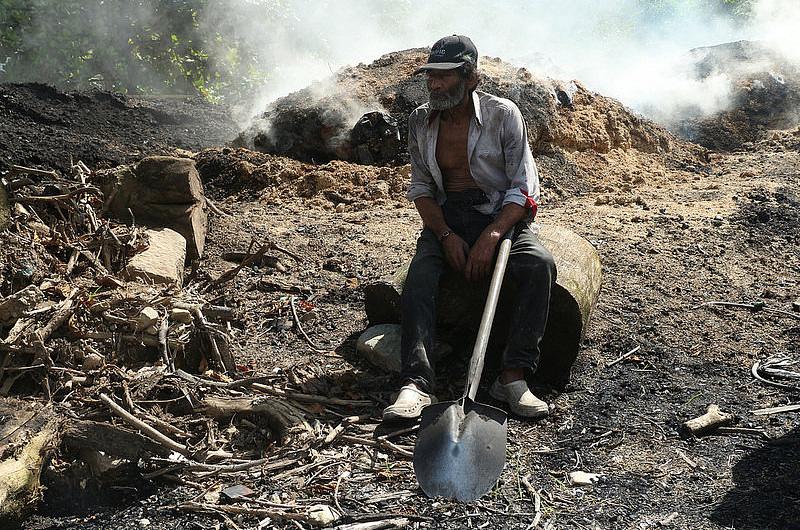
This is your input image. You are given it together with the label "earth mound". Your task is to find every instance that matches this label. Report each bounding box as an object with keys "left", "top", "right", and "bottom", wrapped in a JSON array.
[
  {"left": 237, "top": 48, "right": 706, "bottom": 200},
  {"left": 676, "top": 40, "right": 800, "bottom": 150},
  {"left": 240, "top": 48, "right": 680, "bottom": 160},
  {"left": 0, "top": 82, "right": 238, "bottom": 173}
]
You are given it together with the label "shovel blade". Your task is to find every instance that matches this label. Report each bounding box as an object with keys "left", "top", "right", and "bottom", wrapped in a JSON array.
[{"left": 413, "top": 397, "right": 508, "bottom": 502}]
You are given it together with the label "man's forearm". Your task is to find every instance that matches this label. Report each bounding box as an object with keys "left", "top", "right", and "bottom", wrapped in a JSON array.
[
  {"left": 486, "top": 203, "right": 528, "bottom": 236},
  {"left": 414, "top": 197, "right": 450, "bottom": 238}
]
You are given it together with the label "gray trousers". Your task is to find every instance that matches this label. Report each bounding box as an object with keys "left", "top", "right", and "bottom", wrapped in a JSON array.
[{"left": 399, "top": 193, "right": 557, "bottom": 393}]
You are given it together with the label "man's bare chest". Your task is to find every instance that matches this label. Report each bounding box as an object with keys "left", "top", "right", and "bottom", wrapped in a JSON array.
[{"left": 435, "top": 119, "right": 470, "bottom": 174}]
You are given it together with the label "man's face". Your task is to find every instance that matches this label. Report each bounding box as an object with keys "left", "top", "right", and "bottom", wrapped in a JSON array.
[{"left": 426, "top": 70, "right": 466, "bottom": 111}]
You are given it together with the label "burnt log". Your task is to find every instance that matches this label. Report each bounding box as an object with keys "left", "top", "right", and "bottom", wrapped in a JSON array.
[
  {"left": 363, "top": 224, "right": 602, "bottom": 389},
  {"left": 0, "top": 397, "right": 60, "bottom": 526}
]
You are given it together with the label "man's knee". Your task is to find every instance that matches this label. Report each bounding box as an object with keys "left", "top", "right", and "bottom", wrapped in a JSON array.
[{"left": 508, "top": 248, "right": 556, "bottom": 280}]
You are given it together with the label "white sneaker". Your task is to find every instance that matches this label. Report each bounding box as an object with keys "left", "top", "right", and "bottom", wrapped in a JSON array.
[
  {"left": 382, "top": 385, "right": 436, "bottom": 422},
  {"left": 490, "top": 379, "right": 549, "bottom": 418}
]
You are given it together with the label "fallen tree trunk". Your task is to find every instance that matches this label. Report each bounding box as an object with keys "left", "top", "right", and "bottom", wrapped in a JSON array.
[
  {"left": 363, "top": 224, "right": 602, "bottom": 389},
  {"left": 0, "top": 398, "right": 60, "bottom": 526}
]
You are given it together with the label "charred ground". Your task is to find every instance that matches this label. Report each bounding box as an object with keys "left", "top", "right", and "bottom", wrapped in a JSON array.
[{"left": 2, "top": 48, "right": 800, "bottom": 530}]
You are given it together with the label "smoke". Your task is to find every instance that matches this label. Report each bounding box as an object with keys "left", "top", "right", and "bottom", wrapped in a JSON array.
[{"left": 194, "top": 0, "right": 800, "bottom": 128}]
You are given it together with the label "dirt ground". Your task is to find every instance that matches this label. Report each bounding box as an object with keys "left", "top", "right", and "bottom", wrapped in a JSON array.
[{"left": 3, "top": 77, "right": 800, "bottom": 530}]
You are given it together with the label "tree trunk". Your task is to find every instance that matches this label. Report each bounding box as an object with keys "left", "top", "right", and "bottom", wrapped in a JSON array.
[{"left": 363, "top": 224, "right": 602, "bottom": 389}]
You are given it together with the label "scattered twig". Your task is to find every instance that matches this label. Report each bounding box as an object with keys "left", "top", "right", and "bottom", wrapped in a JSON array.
[
  {"left": 338, "top": 434, "right": 413, "bottom": 458},
  {"left": 606, "top": 345, "right": 641, "bottom": 368},
  {"left": 694, "top": 300, "right": 800, "bottom": 321},
  {"left": 289, "top": 295, "right": 328, "bottom": 353},
  {"left": 521, "top": 474, "right": 542, "bottom": 530},
  {"left": 99, "top": 393, "right": 189, "bottom": 456},
  {"left": 751, "top": 403, "right": 800, "bottom": 415}
]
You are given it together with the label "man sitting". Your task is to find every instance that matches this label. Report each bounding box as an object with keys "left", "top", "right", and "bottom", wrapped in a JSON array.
[{"left": 383, "top": 35, "right": 557, "bottom": 421}]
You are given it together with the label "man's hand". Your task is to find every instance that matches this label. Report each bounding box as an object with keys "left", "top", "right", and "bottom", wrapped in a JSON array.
[
  {"left": 442, "top": 233, "right": 470, "bottom": 273},
  {"left": 465, "top": 227, "right": 502, "bottom": 281}
]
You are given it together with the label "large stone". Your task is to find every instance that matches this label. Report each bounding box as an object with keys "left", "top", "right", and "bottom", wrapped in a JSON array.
[
  {"left": 100, "top": 156, "right": 207, "bottom": 260},
  {"left": 363, "top": 224, "right": 602, "bottom": 389},
  {"left": 123, "top": 228, "right": 186, "bottom": 286},
  {"left": 356, "top": 323, "right": 451, "bottom": 373},
  {"left": 0, "top": 185, "right": 9, "bottom": 230}
]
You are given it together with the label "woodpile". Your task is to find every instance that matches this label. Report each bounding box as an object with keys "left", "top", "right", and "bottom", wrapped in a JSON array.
[{"left": 0, "top": 160, "right": 384, "bottom": 527}]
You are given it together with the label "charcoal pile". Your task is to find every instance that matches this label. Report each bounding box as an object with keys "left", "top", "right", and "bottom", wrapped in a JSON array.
[
  {"left": 236, "top": 48, "right": 705, "bottom": 199},
  {"left": 676, "top": 40, "right": 800, "bottom": 150}
]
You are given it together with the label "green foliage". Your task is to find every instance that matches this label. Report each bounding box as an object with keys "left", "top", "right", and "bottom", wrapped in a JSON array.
[{"left": 0, "top": 0, "right": 276, "bottom": 102}]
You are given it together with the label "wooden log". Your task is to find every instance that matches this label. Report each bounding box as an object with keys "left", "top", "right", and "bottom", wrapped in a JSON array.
[
  {"left": 0, "top": 398, "right": 60, "bottom": 526},
  {"left": 683, "top": 404, "right": 735, "bottom": 436},
  {"left": 201, "top": 395, "right": 309, "bottom": 443},
  {"left": 363, "top": 224, "right": 602, "bottom": 389}
]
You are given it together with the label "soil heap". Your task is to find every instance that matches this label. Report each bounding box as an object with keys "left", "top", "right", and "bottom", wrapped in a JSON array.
[{"left": 0, "top": 83, "right": 238, "bottom": 174}]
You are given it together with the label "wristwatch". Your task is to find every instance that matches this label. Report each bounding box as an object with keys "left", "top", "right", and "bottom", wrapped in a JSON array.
[{"left": 438, "top": 230, "right": 452, "bottom": 242}]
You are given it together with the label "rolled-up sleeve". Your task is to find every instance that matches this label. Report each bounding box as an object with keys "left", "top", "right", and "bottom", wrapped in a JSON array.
[
  {"left": 406, "top": 111, "right": 436, "bottom": 203},
  {"left": 500, "top": 105, "right": 540, "bottom": 213}
]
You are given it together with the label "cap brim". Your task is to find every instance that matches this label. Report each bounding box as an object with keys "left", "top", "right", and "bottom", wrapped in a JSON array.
[{"left": 413, "top": 61, "right": 465, "bottom": 75}]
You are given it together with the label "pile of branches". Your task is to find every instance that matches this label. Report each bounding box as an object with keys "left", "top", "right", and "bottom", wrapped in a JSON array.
[{"left": 0, "top": 162, "right": 430, "bottom": 530}]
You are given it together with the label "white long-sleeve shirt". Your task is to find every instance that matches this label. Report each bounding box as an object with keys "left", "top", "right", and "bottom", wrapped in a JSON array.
[{"left": 406, "top": 90, "right": 540, "bottom": 216}]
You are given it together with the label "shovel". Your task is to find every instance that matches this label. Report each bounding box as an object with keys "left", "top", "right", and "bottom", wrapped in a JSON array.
[{"left": 413, "top": 236, "right": 512, "bottom": 502}]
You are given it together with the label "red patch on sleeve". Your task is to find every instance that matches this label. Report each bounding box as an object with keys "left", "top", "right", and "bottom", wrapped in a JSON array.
[{"left": 524, "top": 193, "right": 538, "bottom": 218}]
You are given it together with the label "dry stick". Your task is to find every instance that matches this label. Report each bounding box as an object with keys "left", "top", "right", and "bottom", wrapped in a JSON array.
[
  {"left": 99, "top": 393, "right": 189, "bottom": 456},
  {"left": 751, "top": 360, "right": 798, "bottom": 390},
  {"left": 695, "top": 300, "right": 800, "bottom": 321},
  {"left": 158, "top": 311, "right": 174, "bottom": 372},
  {"left": 521, "top": 474, "right": 542, "bottom": 530},
  {"left": 211, "top": 243, "right": 270, "bottom": 287},
  {"left": 178, "top": 502, "right": 311, "bottom": 523},
  {"left": 9, "top": 164, "right": 59, "bottom": 179},
  {"left": 751, "top": 403, "right": 800, "bottom": 415},
  {"left": 191, "top": 307, "right": 227, "bottom": 371},
  {"left": 289, "top": 295, "right": 329, "bottom": 353},
  {"left": 606, "top": 345, "right": 641, "bottom": 368},
  {"left": 205, "top": 197, "right": 229, "bottom": 217},
  {"left": 65, "top": 248, "right": 80, "bottom": 276},
  {"left": 251, "top": 382, "right": 373, "bottom": 407},
  {"left": 13, "top": 186, "right": 102, "bottom": 203},
  {"left": 338, "top": 434, "right": 413, "bottom": 458}
]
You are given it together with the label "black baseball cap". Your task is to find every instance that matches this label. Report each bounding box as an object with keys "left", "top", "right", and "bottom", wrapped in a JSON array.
[{"left": 414, "top": 35, "right": 478, "bottom": 74}]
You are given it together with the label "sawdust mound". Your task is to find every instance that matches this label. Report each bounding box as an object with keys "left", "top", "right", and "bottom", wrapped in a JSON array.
[
  {"left": 676, "top": 41, "right": 800, "bottom": 151},
  {"left": 194, "top": 147, "right": 410, "bottom": 211}
]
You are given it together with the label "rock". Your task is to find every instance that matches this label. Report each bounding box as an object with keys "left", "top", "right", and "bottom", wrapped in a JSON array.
[
  {"left": 307, "top": 505, "right": 339, "bottom": 526},
  {"left": 81, "top": 353, "right": 105, "bottom": 371},
  {"left": 792, "top": 299, "right": 800, "bottom": 312},
  {"left": 99, "top": 156, "right": 207, "bottom": 260},
  {"left": 123, "top": 228, "right": 187, "bottom": 286},
  {"left": 356, "top": 324, "right": 451, "bottom": 372},
  {"left": 568, "top": 471, "right": 602, "bottom": 486},
  {"left": 363, "top": 224, "right": 602, "bottom": 389},
  {"left": 335, "top": 203, "right": 346, "bottom": 213},
  {"left": 135, "top": 307, "right": 160, "bottom": 331},
  {"left": 169, "top": 308, "right": 193, "bottom": 323},
  {"left": 0, "top": 285, "right": 44, "bottom": 326},
  {"left": 0, "top": 184, "right": 9, "bottom": 229}
]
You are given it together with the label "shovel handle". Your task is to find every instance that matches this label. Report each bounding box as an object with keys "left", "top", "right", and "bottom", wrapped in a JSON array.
[{"left": 465, "top": 233, "right": 513, "bottom": 401}]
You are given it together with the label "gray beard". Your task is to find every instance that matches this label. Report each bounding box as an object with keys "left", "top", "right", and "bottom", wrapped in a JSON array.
[{"left": 428, "top": 79, "right": 466, "bottom": 110}]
